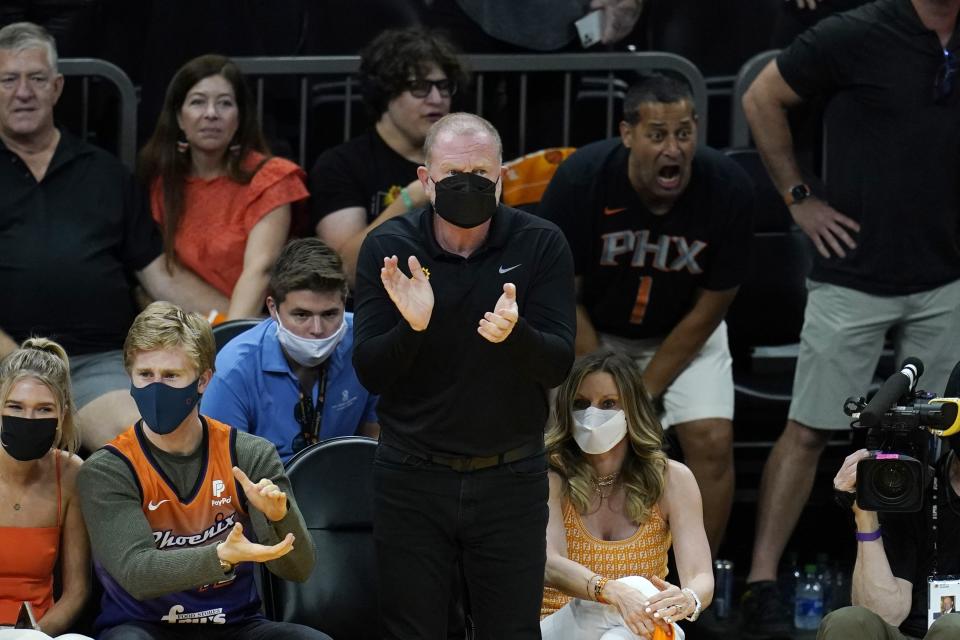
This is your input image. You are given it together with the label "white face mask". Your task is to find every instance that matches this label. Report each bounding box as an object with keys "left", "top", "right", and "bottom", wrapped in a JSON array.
[
  {"left": 572, "top": 407, "right": 627, "bottom": 455},
  {"left": 275, "top": 316, "right": 347, "bottom": 367}
]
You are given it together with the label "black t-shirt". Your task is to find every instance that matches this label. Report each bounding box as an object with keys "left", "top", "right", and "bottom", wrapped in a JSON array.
[
  {"left": 0, "top": 130, "right": 162, "bottom": 355},
  {"left": 777, "top": 0, "right": 960, "bottom": 295},
  {"left": 537, "top": 139, "right": 753, "bottom": 340},
  {"left": 882, "top": 454, "right": 960, "bottom": 637},
  {"left": 308, "top": 128, "right": 421, "bottom": 228},
  {"left": 352, "top": 205, "right": 576, "bottom": 457}
]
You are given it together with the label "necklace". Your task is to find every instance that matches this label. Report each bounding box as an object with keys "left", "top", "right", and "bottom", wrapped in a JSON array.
[
  {"left": 13, "top": 503, "right": 20, "bottom": 511},
  {"left": 594, "top": 471, "right": 621, "bottom": 499}
]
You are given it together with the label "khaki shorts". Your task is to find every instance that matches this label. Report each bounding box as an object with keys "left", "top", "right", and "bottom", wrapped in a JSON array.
[
  {"left": 789, "top": 278, "right": 960, "bottom": 430},
  {"left": 599, "top": 321, "right": 734, "bottom": 429}
]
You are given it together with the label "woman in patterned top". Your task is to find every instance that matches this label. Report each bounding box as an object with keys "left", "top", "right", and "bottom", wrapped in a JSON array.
[{"left": 541, "top": 351, "right": 713, "bottom": 639}]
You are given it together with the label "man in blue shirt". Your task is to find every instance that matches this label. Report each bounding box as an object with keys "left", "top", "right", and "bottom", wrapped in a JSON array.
[{"left": 203, "top": 238, "right": 378, "bottom": 463}]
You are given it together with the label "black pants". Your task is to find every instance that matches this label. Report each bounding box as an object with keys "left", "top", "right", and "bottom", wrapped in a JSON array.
[
  {"left": 373, "top": 445, "right": 549, "bottom": 640},
  {"left": 99, "top": 617, "right": 331, "bottom": 640}
]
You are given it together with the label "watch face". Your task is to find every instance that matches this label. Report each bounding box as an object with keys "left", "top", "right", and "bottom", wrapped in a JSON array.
[{"left": 791, "top": 185, "right": 810, "bottom": 203}]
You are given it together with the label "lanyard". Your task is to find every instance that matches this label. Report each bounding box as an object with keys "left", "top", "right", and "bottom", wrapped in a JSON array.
[{"left": 297, "top": 365, "right": 327, "bottom": 446}]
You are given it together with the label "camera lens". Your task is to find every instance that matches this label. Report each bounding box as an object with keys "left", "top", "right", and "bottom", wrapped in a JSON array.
[{"left": 876, "top": 462, "right": 909, "bottom": 498}]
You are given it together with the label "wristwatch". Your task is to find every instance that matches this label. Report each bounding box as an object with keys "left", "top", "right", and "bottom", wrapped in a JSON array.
[
  {"left": 784, "top": 183, "right": 812, "bottom": 206},
  {"left": 219, "top": 558, "right": 235, "bottom": 574},
  {"left": 682, "top": 587, "right": 702, "bottom": 622}
]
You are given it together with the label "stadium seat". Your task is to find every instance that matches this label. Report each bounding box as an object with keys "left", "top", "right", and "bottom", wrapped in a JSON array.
[
  {"left": 261, "top": 436, "right": 380, "bottom": 639},
  {"left": 723, "top": 148, "right": 812, "bottom": 423},
  {"left": 211, "top": 318, "right": 260, "bottom": 353}
]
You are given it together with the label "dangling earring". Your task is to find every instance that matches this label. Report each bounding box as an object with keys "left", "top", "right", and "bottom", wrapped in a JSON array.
[
  {"left": 176, "top": 135, "right": 189, "bottom": 154},
  {"left": 228, "top": 140, "right": 241, "bottom": 155}
]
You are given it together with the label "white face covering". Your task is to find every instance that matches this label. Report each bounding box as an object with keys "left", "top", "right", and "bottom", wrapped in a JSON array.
[
  {"left": 276, "top": 316, "right": 347, "bottom": 367},
  {"left": 572, "top": 407, "right": 628, "bottom": 454}
]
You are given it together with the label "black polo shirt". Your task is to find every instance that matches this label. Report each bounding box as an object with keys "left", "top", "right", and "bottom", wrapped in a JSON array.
[
  {"left": 352, "top": 204, "right": 576, "bottom": 458},
  {"left": 0, "top": 130, "right": 162, "bottom": 355},
  {"left": 777, "top": 0, "right": 960, "bottom": 295}
]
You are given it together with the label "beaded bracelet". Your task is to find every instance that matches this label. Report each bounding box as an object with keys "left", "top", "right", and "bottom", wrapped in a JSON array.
[{"left": 594, "top": 576, "right": 610, "bottom": 604}]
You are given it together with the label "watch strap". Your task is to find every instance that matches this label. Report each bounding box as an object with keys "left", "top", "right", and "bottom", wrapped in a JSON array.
[{"left": 784, "top": 183, "right": 811, "bottom": 206}]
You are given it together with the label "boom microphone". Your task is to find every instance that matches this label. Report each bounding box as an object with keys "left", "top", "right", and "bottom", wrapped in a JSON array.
[{"left": 860, "top": 357, "right": 925, "bottom": 428}]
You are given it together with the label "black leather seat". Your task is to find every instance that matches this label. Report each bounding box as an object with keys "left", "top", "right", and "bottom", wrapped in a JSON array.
[
  {"left": 262, "top": 436, "right": 380, "bottom": 639},
  {"left": 724, "top": 148, "right": 813, "bottom": 429},
  {"left": 211, "top": 318, "right": 260, "bottom": 353}
]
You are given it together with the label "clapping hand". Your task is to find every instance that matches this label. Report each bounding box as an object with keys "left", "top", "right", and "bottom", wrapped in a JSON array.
[
  {"left": 232, "top": 466, "right": 287, "bottom": 522},
  {"left": 478, "top": 283, "right": 519, "bottom": 343},
  {"left": 216, "top": 522, "right": 295, "bottom": 566},
  {"left": 381, "top": 255, "right": 434, "bottom": 331}
]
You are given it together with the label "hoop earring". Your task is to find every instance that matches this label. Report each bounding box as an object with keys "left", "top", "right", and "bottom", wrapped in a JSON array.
[
  {"left": 229, "top": 142, "right": 241, "bottom": 155},
  {"left": 176, "top": 138, "right": 189, "bottom": 154}
]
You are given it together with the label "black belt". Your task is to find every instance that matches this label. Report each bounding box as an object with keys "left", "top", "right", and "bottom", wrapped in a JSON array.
[{"left": 387, "top": 440, "right": 545, "bottom": 472}]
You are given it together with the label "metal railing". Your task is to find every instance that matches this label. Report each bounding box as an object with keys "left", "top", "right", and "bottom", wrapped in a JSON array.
[
  {"left": 55, "top": 53, "right": 707, "bottom": 171},
  {"left": 59, "top": 58, "right": 138, "bottom": 170},
  {"left": 233, "top": 52, "right": 708, "bottom": 166}
]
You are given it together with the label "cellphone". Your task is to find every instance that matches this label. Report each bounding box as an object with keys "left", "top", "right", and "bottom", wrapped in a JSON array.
[
  {"left": 15, "top": 602, "right": 39, "bottom": 630},
  {"left": 575, "top": 9, "right": 604, "bottom": 48}
]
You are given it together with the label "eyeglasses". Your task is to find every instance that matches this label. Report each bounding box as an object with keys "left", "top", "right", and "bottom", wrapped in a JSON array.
[
  {"left": 935, "top": 48, "right": 956, "bottom": 104},
  {"left": 407, "top": 78, "right": 457, "bottom": 99}
]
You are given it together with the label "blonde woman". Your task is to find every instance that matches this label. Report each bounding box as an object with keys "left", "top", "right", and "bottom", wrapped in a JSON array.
[
  {"left": 0, "top": 339, "right": 91, "bottom": 639},
  {"left": 541, "top": 351, "right": 713, "bottom": 640}
]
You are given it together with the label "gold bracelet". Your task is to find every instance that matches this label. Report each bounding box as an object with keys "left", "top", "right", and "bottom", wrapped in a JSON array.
[
  {"left": 594, "top": 576, "right": 610, "bottom": 604},
  {"left": 587, "top": 574, "right": 601, "bottom": 600}
]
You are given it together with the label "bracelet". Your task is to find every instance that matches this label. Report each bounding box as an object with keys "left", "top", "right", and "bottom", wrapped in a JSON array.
[
  {"left": 400, "top": 187, "right": 414, "bottom": 210},
  {"left": 681, "top": 587, "right": 702, "bottom": 621},
  {"left": 856, "top": 528, "right": 882, "bottom": 542},
  {"left": 594, "top": 576, "right": 610, "bottom": 604}
]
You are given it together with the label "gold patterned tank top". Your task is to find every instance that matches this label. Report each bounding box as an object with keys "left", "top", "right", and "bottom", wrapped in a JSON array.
[{"left": 541, "top": 498, "right": 672, "bottom": 618}]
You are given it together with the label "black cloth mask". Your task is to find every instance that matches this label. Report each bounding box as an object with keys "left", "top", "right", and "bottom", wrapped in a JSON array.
[
  {"left": 432, "top": 173, "right": 499, "bottom": 229},
  {"left": 1, "top": 415, "right": 58, "bottom": 461},
  {"left": 129, "top": 379, "right": 200, "bottom": 435}
]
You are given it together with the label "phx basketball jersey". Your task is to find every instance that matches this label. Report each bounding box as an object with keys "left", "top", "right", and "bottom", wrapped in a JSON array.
[{"left": 94, "top": 417, "right": 261, "bottom": 632}]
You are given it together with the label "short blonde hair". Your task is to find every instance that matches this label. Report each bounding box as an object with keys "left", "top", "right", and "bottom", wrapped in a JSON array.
[
  {"left": 123, "top": 301, "right": 215, "bottom": 376},
  {"left": 0, "top": 337, "right": 78, "bottom": 454}
]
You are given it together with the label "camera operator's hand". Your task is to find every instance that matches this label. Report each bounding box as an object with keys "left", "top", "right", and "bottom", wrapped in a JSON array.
[{"left": 834, "top": 448, "right": 871, "bottom": 495}]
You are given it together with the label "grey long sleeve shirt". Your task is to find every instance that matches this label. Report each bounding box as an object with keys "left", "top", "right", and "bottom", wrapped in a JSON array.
[{"left": 78, "top": 421, "right": 314, "bottom": 601}]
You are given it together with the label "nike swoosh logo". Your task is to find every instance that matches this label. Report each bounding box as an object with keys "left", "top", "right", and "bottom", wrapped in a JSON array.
[
  {"left": 499, "top": 264, "right": 521, "bottom": 274},
  {"left": 604, "top": 207, "right": 627, "bottom": 216},
  {"left": 147, "top": 499, "right": 170, "bottom": 511}
]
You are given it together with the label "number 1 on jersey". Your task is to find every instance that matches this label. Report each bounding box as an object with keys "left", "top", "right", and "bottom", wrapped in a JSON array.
[{"left": 629, "top": 277, "right": 653, "bottom": 325}]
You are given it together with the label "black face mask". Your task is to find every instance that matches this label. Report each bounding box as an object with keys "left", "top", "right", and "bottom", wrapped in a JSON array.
[
  {"left": 1, "top": 416, "right": 58, "bottom": 462},
  {"left": 432, "top": 173, "right": 499, "bottom": 229},
  {"left": 130, "top": 379, "right": 200, "bottom": 435}
]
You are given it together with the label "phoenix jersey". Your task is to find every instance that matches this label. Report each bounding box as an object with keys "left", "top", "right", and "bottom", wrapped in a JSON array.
[
  {"left": 95, "top": 417, "right": 260, "bottom": 630},
  {"left": 538, "top": 139, "right": 754, "bottom": 339}
]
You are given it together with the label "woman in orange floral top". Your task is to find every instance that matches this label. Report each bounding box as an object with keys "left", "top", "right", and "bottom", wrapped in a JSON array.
[
  {"left": 140, "top": 55, "right": 308, "bottom": 319},
  {"left": 541, "top": 351, "right": 713, "bottom": 639}
]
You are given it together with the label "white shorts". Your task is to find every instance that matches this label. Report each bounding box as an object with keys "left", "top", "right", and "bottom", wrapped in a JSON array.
[
  {"left": 599, "top": 321, "right": 734, "bottom": 429},
  {"left": 540, "top": 576, "right": 685, "bottom": 640}
]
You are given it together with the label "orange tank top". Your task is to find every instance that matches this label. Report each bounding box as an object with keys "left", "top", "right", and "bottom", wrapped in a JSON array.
[
  {"left": 541, "top": 498, "right": 672, "bottom": 618},
  {"left": 0, "top": 452, "right": 62, "bottom": 625}
]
